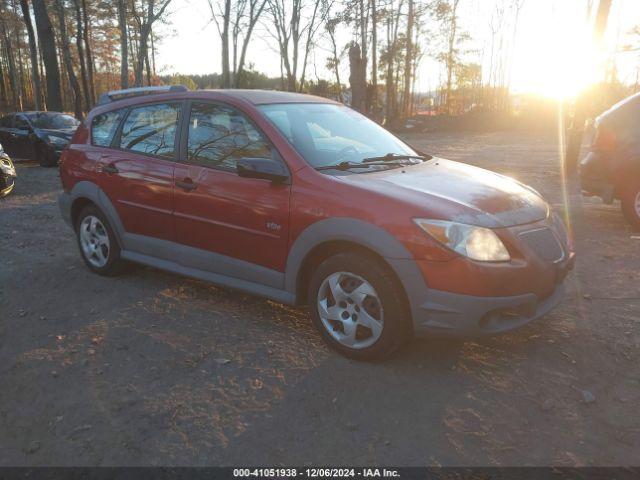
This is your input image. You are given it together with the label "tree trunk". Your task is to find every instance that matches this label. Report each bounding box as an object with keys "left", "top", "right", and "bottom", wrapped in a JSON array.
[
  {"left": 13, "top": 11, "right": 26, "bottom": 111},
  {"left": 0, "top": 58, "right": 7, "bottom": 107},
  {"left": 117, "top": 0, "right": 128, "bottom": 88},
  {"left": 0, "top": 16, "right": 21, "bottom": 111},
  {"left": 20, "top": 0, "right": 43, "bottom": 110},
  {"left": 135, "top": 22, "right": 150, "bottom": 87},
  {"left": 81, "top": 0, "right": 95, "bottom": 104},
  {"left": 402, "top": 0, "right": 413, "bottom": 118},
  {"left": 349, "top": 43, "right": 366, "bottom": 111},
  {"left": 358, "top": 0, "right": 368, "bottom": 110},
  {"left": 234, "top": 0, "right": 266, "bottom": 88},
  {"left": 54, "top": 0, "right": 83, "bottom": 118},
  {"left": 221, "top": 0, "right": 231, "bottom": 88},
  {"left": 73, "top": 0, "right": 91, "bottom": 110},
  {"left": 32, "top": 0, "right": 62, "bottom": 111},
  {"left": 370, "top": 0, "right": 377, "bottom": 109}
]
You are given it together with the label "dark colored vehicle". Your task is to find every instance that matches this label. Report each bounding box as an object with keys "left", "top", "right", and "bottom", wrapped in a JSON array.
[
  {"left": 58, "top": 86, "right": 574, "bottom": 360},
  {"left": 0, "top": 111, "right": 80, "bottom": 167},
  {"left": 0, "top": 142, "right": 16, "bottom": 198},
  {"left": 581, "top": 91, "right": 640, "bottom": 230}
]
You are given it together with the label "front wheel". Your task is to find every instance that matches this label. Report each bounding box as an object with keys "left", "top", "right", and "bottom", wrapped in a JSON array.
[
  {"left": 620, "top": 181, "right": 640, "bottom": 231},
  {"left": 307, "top": 252, "right": 412, "bottom": 360}
]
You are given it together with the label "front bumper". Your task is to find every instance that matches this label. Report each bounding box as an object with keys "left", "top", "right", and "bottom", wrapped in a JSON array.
[
  {"left": 411, "top": 252, "right": 574, "bottom": 337},
  {"left": 580, "top": 152, "right": 615, "bottom": 203}
]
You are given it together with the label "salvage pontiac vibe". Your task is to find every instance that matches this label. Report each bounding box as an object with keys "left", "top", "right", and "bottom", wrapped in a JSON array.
[{"left": 58, "top": 86, "right": 574, "bottom": 359}]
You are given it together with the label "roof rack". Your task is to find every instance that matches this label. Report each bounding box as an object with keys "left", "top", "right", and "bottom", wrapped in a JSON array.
[{"left": 97, "top": 85, "right": 189, "bottom": 105}]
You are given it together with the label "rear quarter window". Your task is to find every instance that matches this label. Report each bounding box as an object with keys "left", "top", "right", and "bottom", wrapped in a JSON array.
[{"left": 92, "top": 109, "right": 125, "bottom": 147}]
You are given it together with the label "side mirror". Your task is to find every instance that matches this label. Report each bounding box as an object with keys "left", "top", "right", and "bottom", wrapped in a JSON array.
[{"left": 237, "top": 157, "right": 290, "bottom": 183}]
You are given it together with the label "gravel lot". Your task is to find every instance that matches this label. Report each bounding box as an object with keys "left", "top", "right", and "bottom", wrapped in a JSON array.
[{"left": 1, "top": 130, "right": 639, "bottom": 466}]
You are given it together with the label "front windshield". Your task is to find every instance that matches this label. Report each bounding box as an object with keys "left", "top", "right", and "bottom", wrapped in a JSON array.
[
  {"left": 27, "top": 113, "right": 80, "bottom": 130},
  {"left": 258, "top": 103, "right": 418, "bottom": 169}
]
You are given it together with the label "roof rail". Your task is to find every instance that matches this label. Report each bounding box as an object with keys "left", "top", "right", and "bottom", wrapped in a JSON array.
[{"left": 97, "top": 85, "right": 189, "bottom": 106}]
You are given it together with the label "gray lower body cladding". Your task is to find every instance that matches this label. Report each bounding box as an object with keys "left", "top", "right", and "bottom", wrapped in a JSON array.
[{"left": 59, "top": 188, "right": 569, "bottom": 338}]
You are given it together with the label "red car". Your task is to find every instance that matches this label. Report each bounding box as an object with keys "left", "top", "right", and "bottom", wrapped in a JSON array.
[{"left": 58, "top": 86, "right": 574, "bottom": 359}]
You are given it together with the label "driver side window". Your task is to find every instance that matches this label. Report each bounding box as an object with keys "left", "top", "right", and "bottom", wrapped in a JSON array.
[
  {"left": 186, "top": 102, "right": 272, "bottom": 171},
  {"left": 14, "top": 116, "right": 30, "bottom": 131}
]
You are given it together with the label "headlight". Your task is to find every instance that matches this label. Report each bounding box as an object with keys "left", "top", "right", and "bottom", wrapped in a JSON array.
[
  {"left": 47, "top": 135, "right": 68, "bottom": 146},
  {"left": 413, "top": 219, "right": 510, "bottom": 262}
]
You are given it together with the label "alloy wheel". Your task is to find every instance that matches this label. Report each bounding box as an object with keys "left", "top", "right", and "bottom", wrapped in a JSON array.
[
  {"left": 317, "top": 271, "right": 384, "bottom": 349},
  {"left": 79, "top": 215, "right": 110, "bottom": 268}
]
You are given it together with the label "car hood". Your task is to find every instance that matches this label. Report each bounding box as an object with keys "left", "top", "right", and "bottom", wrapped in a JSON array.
[
  {"left": 36, "top": 128, "right": 76, "bottom": 140},
  {"left": 342, "top": 158, "right": 549, "bottom": 228}
]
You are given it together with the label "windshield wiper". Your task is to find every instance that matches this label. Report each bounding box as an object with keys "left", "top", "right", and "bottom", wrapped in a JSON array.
[
  {"left": 362, "top": 153, "right": 429, "bottom": 163},
  {"left": 315, "top": 160, "right": 397, "bottom": 171}
]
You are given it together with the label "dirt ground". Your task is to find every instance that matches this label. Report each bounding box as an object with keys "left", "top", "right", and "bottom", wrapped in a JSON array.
[{"left": 1, "top": 131, "right": 639, "bottom": 466}]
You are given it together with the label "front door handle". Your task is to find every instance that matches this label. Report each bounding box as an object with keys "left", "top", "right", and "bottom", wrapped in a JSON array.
[
  {"left": 102, "top": 164, "right": 118, "bottom": 174},
  {"left": 176, "top": 178, "right": 197, "bottom": 191}
]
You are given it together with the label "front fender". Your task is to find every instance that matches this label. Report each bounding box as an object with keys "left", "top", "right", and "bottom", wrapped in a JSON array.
[{"left": 285, "top": 218, "right": 429, "bottom": 320}]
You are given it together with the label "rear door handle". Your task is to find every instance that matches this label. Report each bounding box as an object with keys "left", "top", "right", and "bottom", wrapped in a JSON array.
[
  {"left": 176, "top": 178, "right": 197, "bottom": 191},
  {"left": 102, "top": 164, "right": 118, "bottom": 174}
]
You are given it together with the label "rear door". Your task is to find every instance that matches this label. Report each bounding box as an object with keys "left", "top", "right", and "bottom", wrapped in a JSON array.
[
  {"left": 96, "top": 102, "right": 181, "bottom": 244},
  {"left": 13, "top": 114, "right": 35, "bottom": 159},
  {"left": 173, "top": 101, "right": 291, "bottom": 279}
]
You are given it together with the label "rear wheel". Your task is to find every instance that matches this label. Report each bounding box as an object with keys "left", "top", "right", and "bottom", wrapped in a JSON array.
[
  {"left": 307, "top": 252, "right": 411, "bottom": 360},
  {"left": 620, "top": 181, "right": 640, "bottom": 231},
  {"left": 75, "top": 205, "right": 127, "bottom": 276}
]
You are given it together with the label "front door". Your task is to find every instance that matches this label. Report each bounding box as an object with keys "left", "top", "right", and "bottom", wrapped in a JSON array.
[
  {"left": 173, "top": 101, "right": 291, "bottom": 278},
  {"left": 97, "top": 102, "right": 181, "bottom": 244}
]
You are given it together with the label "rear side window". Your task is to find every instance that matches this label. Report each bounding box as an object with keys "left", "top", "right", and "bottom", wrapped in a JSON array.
[
  {"left": 119, "top": 103, "right": 181, "bottom": 159},
  {"left": 92, "top": 109, "right": 125, "bottom": 147},
  {"left": 186, "top": 102, "right": 271, "bottom": 170}
]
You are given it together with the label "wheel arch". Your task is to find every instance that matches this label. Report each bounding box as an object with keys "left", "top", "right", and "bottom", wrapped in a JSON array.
[
  {"left": 285, "top": 218, "right": 426, "bottom": 311},
  {"left": 65, "top": 181, "right": 125, "bottom": 246}
]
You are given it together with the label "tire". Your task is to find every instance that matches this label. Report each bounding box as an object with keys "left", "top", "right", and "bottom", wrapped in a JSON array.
[
  {"left": 620, "top": 181, "right": 640, "bottom": 231},
  {"left": 37, "top": 145, "right": 57, "bottom": 167},
  {"left": 307, "top": 251, "right": 412, "bottom": 361},
  {"left": 75, "top": 204, "right": 127, "bottom": 276}
]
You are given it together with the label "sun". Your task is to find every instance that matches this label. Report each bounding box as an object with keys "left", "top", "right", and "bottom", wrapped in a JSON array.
[{"left": 510, "top": 3, "right": 602, "bottom": 100}]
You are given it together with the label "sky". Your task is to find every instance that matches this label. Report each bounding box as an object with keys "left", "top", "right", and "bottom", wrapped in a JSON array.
[{"left": 155, "top": 0, "right": 640, "bottom": 99}]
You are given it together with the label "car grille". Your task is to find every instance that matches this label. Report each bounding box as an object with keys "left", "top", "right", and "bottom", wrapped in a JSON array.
[{"left": 519, "top": 227, "right": 565, "bottom": 263}]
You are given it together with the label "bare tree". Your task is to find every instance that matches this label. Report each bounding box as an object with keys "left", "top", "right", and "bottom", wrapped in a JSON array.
[
  {"left": 402, "top": 0, "right": 414, "bottom": 117},
  {"left": 54, "top": 0, "right": 82, "bottom": 118},
  {"left": 325, "top": 13, "right": 343, "bottom": 101},
  {"left": 32, "top": 0, "right": 62, "bottom": 111},
  {"left": 117, "top": 0, "right": 129, "bottom": 88},
  {"left": 0, "top": 3, "right": 22, "bottom": 111},
  {"left": 267, "top": 0, "right": 326, "bottom": 92},
  {"left": 133, "top": 0, "right": 173, "bottom": 87},
  {"left": 73, "top": 0, "right": 91, "bottom": 110},
  {"left": 207, "top": 0, "right": 231, "bottom": 87},
  {"left": 233, "top": 0, "right": 267, "bottom": 87},
  {"left": 80, "top": 0, "right": 95, "bottom": 103},
  {"left": 19, "top": 0, "right": 43, "bottom": 110}
]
